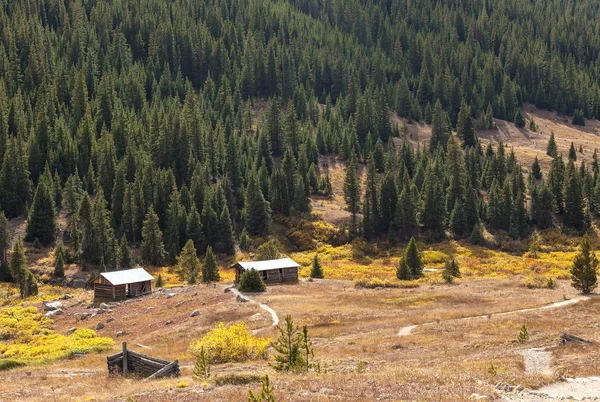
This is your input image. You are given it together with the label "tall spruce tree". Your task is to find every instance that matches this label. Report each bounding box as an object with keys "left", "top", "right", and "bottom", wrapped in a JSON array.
[
  {"left": 141, "top": 205, "right": 164, "bottom": 266},
  {"left": 344, "top": 152, "right": 361, "bottom": 235},
  {"left": 25, "top": 180, "right": 57, "bottom": 246},
  {"left": 245, "top": 175, "right": 271, "bottom": 236},
  {"left": 202, "top": 245, "right": 220, "bottom": 283},
  {"left": 570, "top": 233, "right": 598, "bottom": 294}
]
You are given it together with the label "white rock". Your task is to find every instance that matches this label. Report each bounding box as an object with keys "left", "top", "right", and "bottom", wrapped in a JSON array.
[
  {"left": 66, "top": 327, "right": 77, "bottom": 336},
  {"left": 99, "top": 303, "right": 110, "bottom": 309},
  {"left": 167, "top": 293, "right": 176, "bottom": 298},
  {"left": 45, "top": 309, "right": 63, "bottom": 318},
  {"left": 165, "top": 320, "right": 173, "bottom": 325},
  {"left": 44, "top": 301, "right": 63, "bottom": 311},
  {"left": 116, "top": 330, "right": 125, "bottom": 337}
]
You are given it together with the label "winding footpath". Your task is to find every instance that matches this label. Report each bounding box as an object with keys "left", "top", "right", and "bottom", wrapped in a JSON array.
[
  {"left": 228, "top": 287, "right": 279, "bottom": 330},
  {"left": 397, "top": 296, "right": 590, "bottom": 337}
]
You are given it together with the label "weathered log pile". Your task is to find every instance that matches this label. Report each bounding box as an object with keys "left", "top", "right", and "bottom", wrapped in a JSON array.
[
  {"left": 560, "top": 333, "right": 592, "bottom": 345},
  {"left": 107, "top": 343, "right": 180, "bottom": 379}
]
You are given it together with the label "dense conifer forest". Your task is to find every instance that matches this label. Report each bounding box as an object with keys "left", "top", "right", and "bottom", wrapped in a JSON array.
[{"left": 1, "top": 0, "right": 600, "bottom": 275}]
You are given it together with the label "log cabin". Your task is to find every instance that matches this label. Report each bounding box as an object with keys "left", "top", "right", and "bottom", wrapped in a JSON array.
[
  {"left": 235, "top": 257, "right": 300, "bottom": 284},
  {"left": 94, "top": 267, "right": 154, "bottom": 300}
]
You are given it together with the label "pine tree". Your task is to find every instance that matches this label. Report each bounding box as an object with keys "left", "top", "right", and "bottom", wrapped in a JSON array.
[
  {"left": 0, "top": 211, "right": 10, "bottom": 275},
  {"left": 177, "top": 240, "right": 200, "bottom": 284},
  {"left": 420, "top": 164, "right": 446, "bottom": 238},
  {"left": 531, "top": 156, "right": 542, "bottom": 180},
  {"left": 513, "top": 110, "right": 525, "bottom": 128},
  {"left": 401, "top": 237, "right": 423, "bottom": 279},
  {"left": 292, "top": 173, "right": 311, "bottom": 212},
  {"left": 217, "top": 206, "right": 235, "bottom": 256},
  {"left": 570, "top": 233, "right": 598, "bottom": 294},
  {"left": 450, "top": 199, "right": 469, "bottom": 237},
  {"left": 25, "top": 180, "right": 57, "bottom": 246},
  {"left": 141, "top": 205, "right": 164, "bottom": 266},
  {"left": 118, "top": 235, "right": 131, "bottom": 269},
  {"left": 310, "top": 254, "right": 324, "bottom": 279},
  {"left": 155, "top": 274, "right": 164, "bottom": 288},
  {"left": 272, "top": 315, "right": 303, "bottom": 372},
  {"left": 193, "top": 346, "right": 211, "bottom": 380},
  {"left": 546, "top": 132, "right": 558, "bottom": 158},
  {"left": 238, "top": 268, "right": 266, "bottom": 292},
  {"left": 572, "top": 109, "right": 585, "bottom": 126},
  {"left": 457, "top": 101, "right": 477, "bottom": 148},
  {"left": 343, "top": 152, "right": 361, "bottom": 235},
  {"left": 569, "top": 142, "right": 577, "bottom": 161},
  {"left": 362, "top": 155, "right": 380, "bottom": 236},
  {"left": 202, "top": 246, "right": 220, "bottom": 283},
  {"left": 563, "top": 160, "right": 585, "bottom": 230},
  {"left": 186, "top": 205, "right": 204, "bottom": 254},
  {"left": 239, "top": 227, "right": 249, "bottom": 251},
  {"left": 54, "top": 241, "right": 65, "bottom": 278},
  {"left": 395, "top": 181, "right": 419, "bottom": 239},
  {"left": 469, "top": 223, "right": 484, "bottom": 245},
  {"left": 9, "top": 238, "right": 38, "bottom": 298},
  {"left": 442, "top": 258, "right": 460, "bottom": 283},
  {"left": 245, "top": 175, "right": 271, "bottom": 236}
]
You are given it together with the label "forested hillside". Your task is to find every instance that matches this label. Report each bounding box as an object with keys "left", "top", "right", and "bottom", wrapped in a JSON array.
[{"left": 1, "top": 0, "right": 600, "bottom": 282}]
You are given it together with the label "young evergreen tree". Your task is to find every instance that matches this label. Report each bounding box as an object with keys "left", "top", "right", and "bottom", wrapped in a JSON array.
[
  {"left": 177, "top": 239, "right": 199, "bottom": 284},
  {"left": 450, "top": 199, "right": 469, "bottom": 237},
  {"left": 141, "top": 205, "right": 164, "bottom": 266},
  {"left": 570, "top": 233, "right": 598, "bottom": 294},
  {"left": 569, "top": 142, "right": 577, "bottom": 161},
  {"left": 310, "top": 254, "right": 324, "bottom": 279},
  {"left": 546, "top": 132, "right": 558, "bottom": 158},
  {"left": 202, "top": 246, "right": 220, "bottom": 283},
  {"left": 186, "top": 205, "right": 204, "bottom": 254},
  {"left": 9, "top": 238, "right": 38, "bottom": 298},
  {"left": 25, "top": 180, "right": 57, "bottom": 246},
  {"left": 531, "top": 156, "right": 542, "bottom": 181},
  {"left": 238, "top": 268, "right": 266, "bottom": 292},
  {"left": 469, "top": 223, "right": 485, "bottom": 245},
  {"left": 54, "top": 241, "right": 65, "bottom": 278},
  {"left": 442, "top": 258, "right": 460, "bottom": 283},
  {"left": 572, "top": 109, "right": 585, "bottom": 126},
  {"left": 401, "top": 237, "right": 424, "bottom": 279},
  {"left": 272, "top": 314, "right": 303, "bottom": 372},
  {"left": 292, "top": 173, "right": 311, "bottom": 212}
]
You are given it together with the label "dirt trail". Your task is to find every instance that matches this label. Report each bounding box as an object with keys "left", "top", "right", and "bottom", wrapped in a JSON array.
[
  {"left": 397, "top": 296, "right": 590, "bottom": 337},
  {"left": 519, "top": 348, "right": 552, "bottom": 376},
  {"left": 228, "top": 287, "right": 279, "bottom": 330}
]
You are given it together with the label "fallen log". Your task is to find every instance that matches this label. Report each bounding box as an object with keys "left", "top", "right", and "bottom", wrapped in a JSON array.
[
  {"left": 560, "top": 333, "right": 592, "bottom": 345},
  {"left": 143, "top": 360, "right": 179, "bottom": 381}
]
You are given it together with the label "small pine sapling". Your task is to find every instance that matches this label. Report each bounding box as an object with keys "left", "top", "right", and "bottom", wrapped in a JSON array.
[
  {"left": 155, "top": 274, "right": 164, "bottom": 288},
  {"left": 193, "top": 346, "right": 211, "bottom": 380},
  {"left": 310, "top": 254, "right": 324, "bottom": 279},
  {"left": 518, "top": 325, "right": 529, "bottom": 344},
  {"left": 248, "top": 375, "right": 276, "bottom": 402}
]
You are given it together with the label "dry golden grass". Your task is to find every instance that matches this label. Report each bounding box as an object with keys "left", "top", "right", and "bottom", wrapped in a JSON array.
[{"left": 0, "top": 277, "right": 596, "bottom": 401}]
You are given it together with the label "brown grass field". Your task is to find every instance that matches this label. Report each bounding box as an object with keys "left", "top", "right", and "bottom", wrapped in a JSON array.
[{"left": 2, "top": 109, "right": 600, "bottom": 401}]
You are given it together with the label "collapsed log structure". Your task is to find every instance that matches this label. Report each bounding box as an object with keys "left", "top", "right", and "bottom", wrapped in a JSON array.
[
  {"left": 560, "top": 333, "right": 592, "bottom": 345},
  {"left": 107, "top": 342, "right": 180, "bottom": 380}
]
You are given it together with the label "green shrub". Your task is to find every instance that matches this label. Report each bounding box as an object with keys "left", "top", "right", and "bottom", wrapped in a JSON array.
[
  {"left": 0, "top": 359, "right": 26, "bottom": 371},
  {"left": 215, "top": 373, "right": 263, "bottom": 386},
  {"left": 238, "top": 269, "right": 266, "bottom": 292}
]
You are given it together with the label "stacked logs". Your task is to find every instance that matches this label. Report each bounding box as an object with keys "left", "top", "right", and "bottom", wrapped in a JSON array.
[{"left": 107, "top": 342, "right": 180, "bottom": 379}]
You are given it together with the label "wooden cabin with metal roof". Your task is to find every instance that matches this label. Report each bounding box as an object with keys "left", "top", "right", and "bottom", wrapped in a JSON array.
[
  {"left": 234, "top": 258, "right": 300, "bottom": 284},
  {"left": 93, "top": 267, "right": 154, "bottom": 299}
]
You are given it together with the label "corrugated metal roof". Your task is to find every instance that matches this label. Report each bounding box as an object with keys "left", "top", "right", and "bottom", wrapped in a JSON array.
[
  {"left": 100, "top": 267, "right": 154, "bottom": 286},
  {"left": 237, "top": 258, "right": 300, "bottom": 272}
]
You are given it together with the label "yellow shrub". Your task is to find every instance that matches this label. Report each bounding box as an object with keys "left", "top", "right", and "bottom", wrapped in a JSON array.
[
  {"left": 189, "top": 322, "right": 270, "bottom": 364},
  {"left": 0, "top": 306, "right": 113, "bottom": 363}
]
